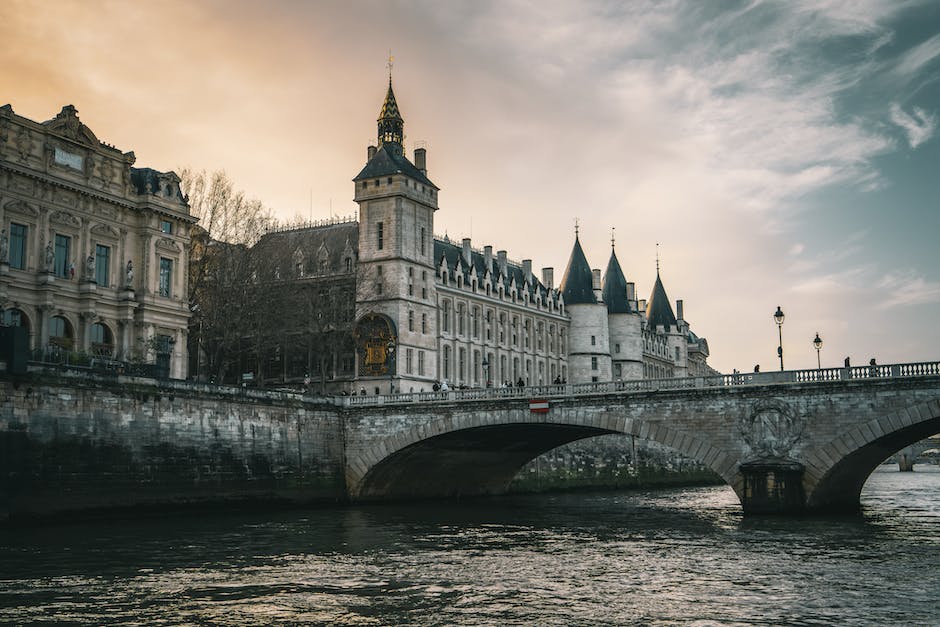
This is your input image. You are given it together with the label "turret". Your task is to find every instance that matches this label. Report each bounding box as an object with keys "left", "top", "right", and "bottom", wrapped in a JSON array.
[
  {"left": 603, "top": 243, "right": 642, "bottom": 380},
  {"left": 559, "top": 232, "right": 611, "bottom": 383}
]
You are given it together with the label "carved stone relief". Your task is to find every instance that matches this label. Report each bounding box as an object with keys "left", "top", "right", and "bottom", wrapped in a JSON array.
[
  {"left": 16, "top": 127, "right": 31, "bottom": 162},
  {"left": 49, "top": 210, "right": 81, "bottom": 229},
  {"left": 90, "top": 223, "right": 120, "bottom": 239},
  {"left": 155, "top": 237, "right": 181, "bottom": 253},
  {"left": 739, "top": 398, "right": 804, "bottom": 460}
]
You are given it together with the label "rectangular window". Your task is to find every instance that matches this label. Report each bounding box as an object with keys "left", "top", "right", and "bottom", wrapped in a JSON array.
[
  {"left": 418, "top": 351, "right": 425, "bottom": 376},
  {"left": 377, "top": 222, "right": 384, "bottom": 250},
  {"left": 95, "top": 244, "right": 110, "bottom": 287},
  {"left": 160, "top": 220, "right": 173, "bottom": 234},
  {"left": 420, "top": 227, "right": 426, "bottom": 255},
  {"left": 421, "top": 313, "right": 427, "bottom": 334},
  {"left": 591, "top": 356, "right": 598, "bottom": 370},
  {"left": 54, "top": 234, "right": 70, "bottom": 278},
  {"left": 591, "top": 335, "right": 596, "bottom": 346},
  {"left": 615, "top": 343, "right": 621, "bottom": 354},
  {"left": 408, "top": 310, "right": 415, "bottom": 332},
  {"left": 159, "top": 257, "right": 173, "bottom": 297},
  {"left": 9, "top": 223, "right": 27, "bottom": 269},
  {"left": 442, "top": 301, "right": 450, "bottom": 333},
  {"left": 406, "top": 348, "right": 413, "bottom": 374}
]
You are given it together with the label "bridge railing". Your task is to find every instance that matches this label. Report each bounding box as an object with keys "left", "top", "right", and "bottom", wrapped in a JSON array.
[
  {"left": 335, "top": 360, "right": 940, "bottom": 407},
  {"left": 18, "top": 358, "right": 939, "bottom": 408}
]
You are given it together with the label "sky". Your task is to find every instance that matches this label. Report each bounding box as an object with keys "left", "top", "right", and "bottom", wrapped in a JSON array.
[{"left": 2, "top": 0, "right": 939, "bottom": 373}]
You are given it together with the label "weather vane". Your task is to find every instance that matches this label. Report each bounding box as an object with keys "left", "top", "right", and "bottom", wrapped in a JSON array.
[
  {"left": 574, "top": 217, "right": 579, "bottom": 237},
  {"left": 611, "top": 227, "right": 616, "bottom": 249},
  {"left": 387, "top": 50, "right": 394, "bottom": 81},
  {"left": 656, "top": 242, "right": 660, "bottom": 273}
]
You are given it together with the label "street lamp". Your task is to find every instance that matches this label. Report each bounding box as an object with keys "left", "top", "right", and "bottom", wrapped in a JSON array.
[
  {"left": 813, "top": 332, "right": 823, "bottom": 369},
  {"left": 386, "top": 338, "right": 396, "bottom": 395},
  {"left": 773, "top": 306, "right": 785, "bottom": 371}
]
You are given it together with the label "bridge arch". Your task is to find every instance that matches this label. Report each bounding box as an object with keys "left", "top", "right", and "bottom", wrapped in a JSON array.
[
  {"left": 802, "top": 398, "right": 940, "bottom": 511},
  {"left": 347, "top": 405, "right": 738, "bottom": 500}
]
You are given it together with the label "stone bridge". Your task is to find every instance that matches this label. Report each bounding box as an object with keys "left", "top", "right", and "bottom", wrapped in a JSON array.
[
  {"left": 1, "top": 362, "right": 938, "bottom": 518},
  {"left": 340, "top": 362, "right": 940, "bottom": 514}
]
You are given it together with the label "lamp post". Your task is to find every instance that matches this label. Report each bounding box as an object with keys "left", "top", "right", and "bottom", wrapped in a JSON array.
[
  {"left": 386, "top": 338, "right": 396, "bottom": 395},
  {"left": 773, "top": 306, "right": 785, "bottom": 371},
  {"left": 813, "top": 332, "right": 823, "bottom": 369}
]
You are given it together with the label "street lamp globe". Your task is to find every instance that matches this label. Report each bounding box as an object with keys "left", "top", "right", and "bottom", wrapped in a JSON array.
[
  {"left": 773, "top": 306, "right": 785, "bottom": 371},
  {"left": 813, "top": 332, "right": 822, "bottom": 351}
]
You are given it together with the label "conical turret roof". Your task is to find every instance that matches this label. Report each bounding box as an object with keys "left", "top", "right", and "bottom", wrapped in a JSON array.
[
  {"left": 376, "top": 78, "right": 404, "bottom": 151},
  {"left": 602, "top": 248, "right": 631, "bottom": 313},
  {"left": 559, "top": 235, "right": 597, "bottom": 304},
  {"left": 378, "top": 80, "right": 402, "bottom": 122},
  {"left": 646, "top": 271, "right": 678, "bottom": 331}
]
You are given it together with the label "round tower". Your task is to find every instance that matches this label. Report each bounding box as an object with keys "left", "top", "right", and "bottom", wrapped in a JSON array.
[
  {"left": 603, "top": 242, "right": 643, "bottom": 381},
  {"left": 559, "top": 232, "right": 611, "bottom": 383}
]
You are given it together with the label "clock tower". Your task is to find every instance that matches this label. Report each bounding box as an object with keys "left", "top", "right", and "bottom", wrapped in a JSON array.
[{"left": 353, "top": 75, "right": 440, "bottom": 393}]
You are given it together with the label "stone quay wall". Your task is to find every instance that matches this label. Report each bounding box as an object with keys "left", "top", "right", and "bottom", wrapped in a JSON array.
[{"left": 0, "top": 371, "right": 346, "bottom": 520}]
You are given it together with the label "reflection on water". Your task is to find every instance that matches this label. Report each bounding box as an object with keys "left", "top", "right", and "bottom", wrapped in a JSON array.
[{"left": 1, "top": 467, "right": 938, "bottom": 625}]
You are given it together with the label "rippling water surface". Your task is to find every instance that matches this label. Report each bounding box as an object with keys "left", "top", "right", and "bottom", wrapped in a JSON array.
[{"left": 1, "top": 466, "right": 939, "bottom": 625}]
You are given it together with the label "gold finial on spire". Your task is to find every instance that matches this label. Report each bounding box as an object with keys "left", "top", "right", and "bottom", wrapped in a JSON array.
[
  {"left": 574, "top": 217, "right": 580, "bottom": 237},
  {"left": 611, "top": 227, "right": 616, "bottom": 249},
  {"left": 656, "top": 242, "right": 660, "bottom": 273},
  {"left": 387, "top": 50, "right": 394, "bottom": 82}
]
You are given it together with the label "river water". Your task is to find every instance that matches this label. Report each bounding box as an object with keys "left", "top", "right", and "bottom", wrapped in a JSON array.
[{"left": 1, "top": 466, "right": 938, "bottom": 625}]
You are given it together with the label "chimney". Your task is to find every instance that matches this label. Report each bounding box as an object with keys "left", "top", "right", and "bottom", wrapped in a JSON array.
[
  {"left": 638, "top": 299, "right": 647, "bottom": 314},
  {"left": 626, "top": 282, "right": 636, "bottom": 302},
  {"left": 542, "top": 267, "right": 554, "bottom": 288},
  {"left": 462, "top": 238, "right": 472, "bottom": 265},
  {"left": 592, "top": 268, "right": 601, "bottom": 290},
  {"left": 522, "top": 259, "right": 532, "bottom": 283},
  {"left": 367, "top": 145, "right": 377, "bottom": 161},
  {"left": 414, "top": 147, "right": 427, "bottom": 175},
  {"left": 483, "top": 245, "right": 493, "bottom": 271},
  {"left": 676, "top": 299, "right": 684, "bottom": 321},
  {"left": 497, "top": 250, "right": 508, "bottom": 276}
]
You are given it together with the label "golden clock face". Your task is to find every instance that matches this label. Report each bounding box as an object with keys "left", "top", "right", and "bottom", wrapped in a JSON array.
[{"left": 355, "top": 313, "right": 396, "bottom": 376}]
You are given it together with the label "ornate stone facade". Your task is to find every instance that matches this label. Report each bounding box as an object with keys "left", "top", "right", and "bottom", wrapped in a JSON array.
[{"left": 0, "top": 104, "right": 194, "bottom": 377}]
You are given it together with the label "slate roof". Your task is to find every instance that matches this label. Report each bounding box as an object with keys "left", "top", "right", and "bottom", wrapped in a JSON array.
[
  {"left": 559, "top": 236, "right": 597, "bottom": 305},
  {"left": 129, "top": 167, "right": 187, "bottom": 204},
  {"left": 646, "top": 272, "right": 678, "bottom": 331},
  {"left": 434, "top": 238, "right": 554, "bottom": 301},
  {"left": 602, "top": 248, "right": 631, "bottom": 314},
  {"left": 378, "top": 80, "right": 402, "bottom": 122},
  {"left": 353, "top": 143, "right": 437, "bottom": 189},
  {"left": 253, "top": 222, "right": 358, "bottom": 275}
]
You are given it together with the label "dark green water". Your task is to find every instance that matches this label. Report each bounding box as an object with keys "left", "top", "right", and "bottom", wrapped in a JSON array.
[{"left": 1, "top": 466, "right": 938, "bottom": 625}]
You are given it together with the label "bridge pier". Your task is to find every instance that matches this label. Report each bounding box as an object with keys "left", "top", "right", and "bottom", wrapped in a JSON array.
[
  {"left": 898, "top": 447, "right": 915, "bottom": 472},
  {"left": 739, "top": 460, "right": 806, "bottom": 515}
]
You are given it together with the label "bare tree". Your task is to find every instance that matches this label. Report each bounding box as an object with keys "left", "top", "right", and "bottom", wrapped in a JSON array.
[{"left": 181, "top": 169, "right": 274, "bottom": 382}]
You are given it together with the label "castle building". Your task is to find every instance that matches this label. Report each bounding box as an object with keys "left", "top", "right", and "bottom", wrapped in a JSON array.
[
  {"left": 240, "top": 76, "right": 716, "bottom": 393},
  {"left": 0, "top": 104, "right": 194, "bottom": 378}
]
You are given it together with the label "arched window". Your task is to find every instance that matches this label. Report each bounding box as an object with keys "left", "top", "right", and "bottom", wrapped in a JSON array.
[
  {"left": 1, "top": 308, "right": 29, "bottom": 332},
  {"left": 90, "top": 322, "right": 114, "bottom": 357},
  {"left": 49, "top": 315, "right": 73, "bottom": 349}
]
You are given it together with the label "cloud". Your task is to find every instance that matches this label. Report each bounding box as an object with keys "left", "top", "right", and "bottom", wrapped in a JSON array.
[
  {"left": 894, "top": 32, "right": 940, "bottom": 76},
  {"left": 889, "top": 103, "right": 937, "bottom": 148},
  {"left": 876, "top": 272, "right": 940, "bottom": 308}
]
